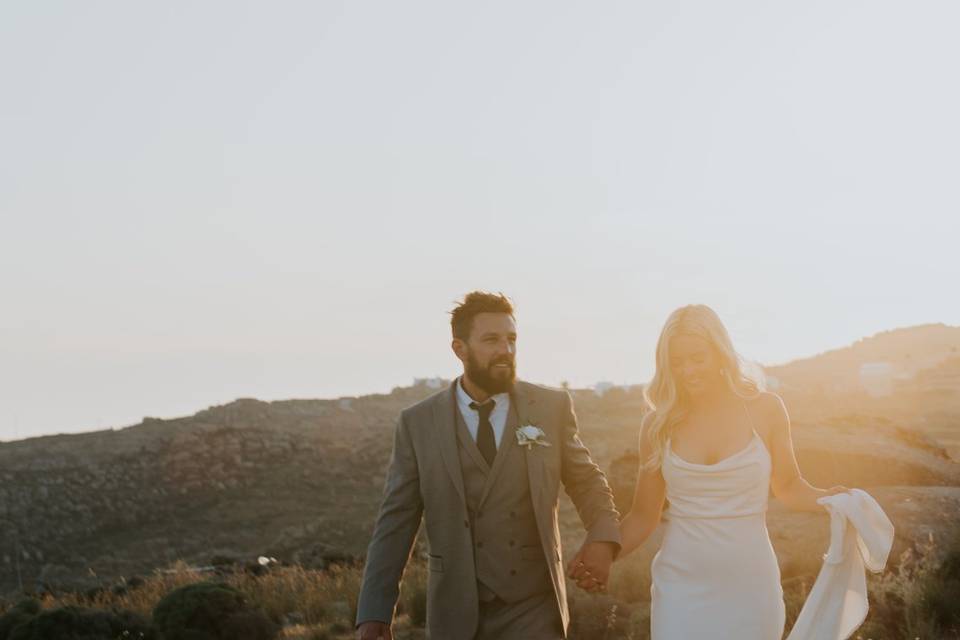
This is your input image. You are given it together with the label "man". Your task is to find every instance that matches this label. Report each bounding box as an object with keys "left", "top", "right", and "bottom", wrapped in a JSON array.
[{"left": 356, "top": 291, "right": 621, "bottom": 640}]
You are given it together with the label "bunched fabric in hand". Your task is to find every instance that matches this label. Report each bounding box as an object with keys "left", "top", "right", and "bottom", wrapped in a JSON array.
[{"left": 786, "top": 488, "right": 895, "bottom": 640}]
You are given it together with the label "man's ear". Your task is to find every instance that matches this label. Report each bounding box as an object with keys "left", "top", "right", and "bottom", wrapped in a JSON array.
[{"left": 451, "top": 338, "right": 468, "bottom": 363}]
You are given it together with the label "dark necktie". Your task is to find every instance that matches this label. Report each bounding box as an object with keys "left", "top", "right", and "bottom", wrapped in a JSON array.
[{"left": 469, "top": 399, "right": 497, "bottom": 467}]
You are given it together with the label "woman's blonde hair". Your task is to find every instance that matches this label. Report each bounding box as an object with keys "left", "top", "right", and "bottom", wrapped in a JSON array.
[{"left": 641, "top": 304, "right": 764, "bottom": 471}]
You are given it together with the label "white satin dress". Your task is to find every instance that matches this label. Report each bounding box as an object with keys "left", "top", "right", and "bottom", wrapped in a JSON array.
[{"left": 651, "top": 428, "right": 786, "bottom": 639}]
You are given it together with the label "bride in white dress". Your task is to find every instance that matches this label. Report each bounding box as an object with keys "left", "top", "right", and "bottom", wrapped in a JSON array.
[{"left": 585, "top": 305, "right": 850, "bottom": 639}]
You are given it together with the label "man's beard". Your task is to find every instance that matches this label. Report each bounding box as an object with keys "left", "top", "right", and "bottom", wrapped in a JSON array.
[{"left": 465, "top": 351, "right": 516, "bottom": 395}]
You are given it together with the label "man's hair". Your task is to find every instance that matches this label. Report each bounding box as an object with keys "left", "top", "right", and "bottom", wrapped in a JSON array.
[{"left": 450, "top": 291, "right": 515, "bottom": 341}]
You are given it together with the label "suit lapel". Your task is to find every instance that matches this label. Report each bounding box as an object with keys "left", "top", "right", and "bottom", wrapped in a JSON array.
[
  {"left": 435, "top": 379, "right": 545, "bottom": 511},
  {"left": 514, "top": 383, "right": 547, "bottom": 518},
  {"left": 433, "top": 382, "right": 466, "bottom": 505},
  {"left": 515, "top": 383, "right": 563, "bottom": 569}
]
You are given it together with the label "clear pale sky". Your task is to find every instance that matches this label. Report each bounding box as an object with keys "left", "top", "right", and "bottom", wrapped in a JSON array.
[{"left": 2, "top": 2, "right": 958, "bottom": 440}]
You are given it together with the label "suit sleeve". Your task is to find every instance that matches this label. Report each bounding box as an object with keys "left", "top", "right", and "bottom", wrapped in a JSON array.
[
  {"left": 558, "top": 390, "right": 622, "bottom": 554},
  {"left": 355, "top": 411, "right": 424, "bottom": 626}
]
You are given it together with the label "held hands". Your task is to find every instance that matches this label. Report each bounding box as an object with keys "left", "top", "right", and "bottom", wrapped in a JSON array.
[
  {"left": 565, "top": 541, "right": 616, "bottom": 594},
  {"left": 356, "top": 621, "right": 391, "bottom": 640}
]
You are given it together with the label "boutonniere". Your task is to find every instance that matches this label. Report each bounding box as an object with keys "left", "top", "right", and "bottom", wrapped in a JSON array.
[{"left": 516, "top": 425, "right": 551, "bottom": 450}]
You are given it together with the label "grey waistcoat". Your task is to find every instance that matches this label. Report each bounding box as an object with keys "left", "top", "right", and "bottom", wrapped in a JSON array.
[{"left": 455, "top": 398, "right": 552, "bottom": 603}]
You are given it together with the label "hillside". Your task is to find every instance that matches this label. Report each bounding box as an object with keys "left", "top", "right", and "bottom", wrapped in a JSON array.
[
  {"left": 768, "top": 322, "right": 960, "bottom": 393},
  {"left": 1, "top": 325, "right": 958, "bottom": 596},
  {"left": 767, "top": 324, "right": 960, "bottom": 458}
]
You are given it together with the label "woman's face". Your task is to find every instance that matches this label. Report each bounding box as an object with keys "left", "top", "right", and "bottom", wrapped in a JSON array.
[{"left": 668, "top": 333, "right": 724, "bottom": 398}]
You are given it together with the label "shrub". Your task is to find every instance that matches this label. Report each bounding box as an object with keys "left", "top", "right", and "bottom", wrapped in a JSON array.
[
  {"left": 7, "top": 606, "right": 154, "bottom": 640},
  {"left": 397, "top": 563, "right": 427, "bottom": 627},
  {"left": 220, "top": 609, "right": 280, "bottom": 639},
  {"left": 209, "top": 555, "right": 236, "bottom": 568},
  {"left": 920, "top": 535, "right": 960, "bottom": 633},
  {"left": 858, "top": 531, "right": 960, "bottom": 639},
  {"left": 152, "top": 582, "right": 278, "bottom": 640},
  {"left": 0, "top": 600, "right": 40, "bottom": 640}
]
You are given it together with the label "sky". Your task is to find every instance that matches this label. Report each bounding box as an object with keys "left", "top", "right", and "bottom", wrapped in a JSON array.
[{"left": 1, "top": 1, "right": 958, "bottom": 440}]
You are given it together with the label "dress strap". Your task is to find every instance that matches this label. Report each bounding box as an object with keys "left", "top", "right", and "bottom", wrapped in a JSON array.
[
  {"left": 741, "top": 399, "right": 758, "bottom": 436},
  {"left": 742, "top": 399, "right": 772, "bottom": 457}
]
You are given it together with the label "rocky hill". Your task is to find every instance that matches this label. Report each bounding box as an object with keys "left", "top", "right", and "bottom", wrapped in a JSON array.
[
  {"left": 0, "top": 388, "right": 431, "bottom": 593},
  {"left": 767, "top": 323, "right": 960, "bottom": 393},
  {"left": 766, "top": 323, "right": 960, "bottom": 459},
  {"left": 1, "top": 326, "right": 958, "bottom": 595}
]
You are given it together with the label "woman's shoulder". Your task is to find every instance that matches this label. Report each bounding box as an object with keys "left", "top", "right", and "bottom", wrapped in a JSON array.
[
  {"left": 745, "top": 391, "right": 789, "bottom": 437},
  {"left": 638, "top": 410, "right": 658, "bottom": 448},
  {"left": 746, "top": 390, "right": 786, "bottom": 412}
]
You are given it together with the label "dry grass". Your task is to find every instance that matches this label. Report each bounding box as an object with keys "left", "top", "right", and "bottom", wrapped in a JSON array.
[
  {"left": 3, "top": 527, "right": 958, "bottom": 640},
  {"left": 855, "top": 531, "right": 960, "bottom": 639},
  {"left": 0, "top": 559, "right": 424, "bottom": 639},
  {"left": 49, "top": 560, "right": 212, "bottom": 618}
]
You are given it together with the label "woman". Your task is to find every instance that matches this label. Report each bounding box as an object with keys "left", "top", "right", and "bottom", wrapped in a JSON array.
[{"left": 574, "top": 305, "right": 848, "bottom": 638}]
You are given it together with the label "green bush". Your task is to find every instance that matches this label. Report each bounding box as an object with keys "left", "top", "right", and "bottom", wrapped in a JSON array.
[
  {"left": 939, "top": 544, "right": 960, "bottom": 582},
  {"left": 921, "top": 539, "right": 960, "bottom": 632},
  {"left": 7, "top": 606, "right": 155, "bottom": 640},
  {"left": 152, "top": 582, "right": 278, "bottom": 640},
  {"left": 922, "top": 577, "right": 960, "bottom": 630},
  {"left": 0, "top": 600, "right": 40, "bottom": 640},
  {"left": 220, "top": 609, "right": 280, "bottom": 639}
]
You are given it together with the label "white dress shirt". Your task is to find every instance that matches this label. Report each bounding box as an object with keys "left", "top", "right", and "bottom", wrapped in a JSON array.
[{"left": 455, "top": 377, "right": 510, "bottom": 449}]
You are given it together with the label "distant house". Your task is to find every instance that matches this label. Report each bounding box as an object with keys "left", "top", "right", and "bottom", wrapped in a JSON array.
[
  {"left": 859, "top": 362, "right": 894, "bottom": 397},
  {"left": 414, "top": 377, "right": 446, "bottom": 390},
  {"left": 593, "top": 381, "right": 616, "bottom": 397}
]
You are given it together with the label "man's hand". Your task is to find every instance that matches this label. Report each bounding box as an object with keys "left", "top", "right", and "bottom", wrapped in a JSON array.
[
  {"left": 357, "top": 621, "right": 392, "bottom": 640},
  {"left": 566, "top": 541, "right": 616, "bottom": 593}
]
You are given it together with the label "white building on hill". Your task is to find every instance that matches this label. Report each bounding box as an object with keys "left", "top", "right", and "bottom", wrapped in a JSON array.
[{"left": 414, "top": 377, "right": 446, "bottom": 389}]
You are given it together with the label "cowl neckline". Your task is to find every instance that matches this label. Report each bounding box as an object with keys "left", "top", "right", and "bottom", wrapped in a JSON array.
[{"left": 667, "top": 430, "right": 764, "bottom": 471}]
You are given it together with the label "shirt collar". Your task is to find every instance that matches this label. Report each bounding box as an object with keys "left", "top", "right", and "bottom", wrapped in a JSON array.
[{"left": 457, "top": 376, "right": 509, "bottom": 409}]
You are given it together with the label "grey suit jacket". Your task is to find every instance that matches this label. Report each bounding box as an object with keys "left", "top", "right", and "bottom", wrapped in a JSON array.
[{"left": 355, "top": 379, "right": 621, "bottom": 639}]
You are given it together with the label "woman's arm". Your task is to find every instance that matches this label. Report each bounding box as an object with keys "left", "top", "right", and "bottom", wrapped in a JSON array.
[
  {"left": 567, "top": 414, "right": 663, "bottom": 589},
  {"left": 763, "top": 393, "right": 848, "bottom": 512},
  {"left": 618, "top": 412, "right": 667, "bottom": 557}
]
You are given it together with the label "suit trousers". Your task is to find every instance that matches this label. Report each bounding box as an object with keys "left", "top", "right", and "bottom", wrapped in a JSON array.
[{"left": 473, "top": 591, "right": 564, "bottom": 640}]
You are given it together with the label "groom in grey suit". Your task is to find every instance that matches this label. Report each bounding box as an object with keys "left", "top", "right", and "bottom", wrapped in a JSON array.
[{"left": 356, "top": 292, "right": 621, "bottom": 640}]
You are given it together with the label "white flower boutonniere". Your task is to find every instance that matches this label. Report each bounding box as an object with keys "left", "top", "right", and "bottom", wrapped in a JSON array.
[{"left": 516, "top": 425, "right": 551, "bottom": 450}]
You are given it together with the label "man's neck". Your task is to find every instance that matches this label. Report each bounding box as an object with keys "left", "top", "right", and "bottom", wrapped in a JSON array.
[{"left": 460, "top": 374, "right": 493, "bottom": 403}]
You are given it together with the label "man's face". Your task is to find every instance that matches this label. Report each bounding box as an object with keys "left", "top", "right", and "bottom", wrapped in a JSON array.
[{"left": 454, "top": 312, "right": 517, "bottom": 394}]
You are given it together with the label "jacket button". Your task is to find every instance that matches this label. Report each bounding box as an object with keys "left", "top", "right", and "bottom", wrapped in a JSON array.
[
  {"left": 510, "top": 569, "right": 517, "bottom": 576},
  {"left": 509, "top": 540, "right": 515, "bottom": 547}
]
